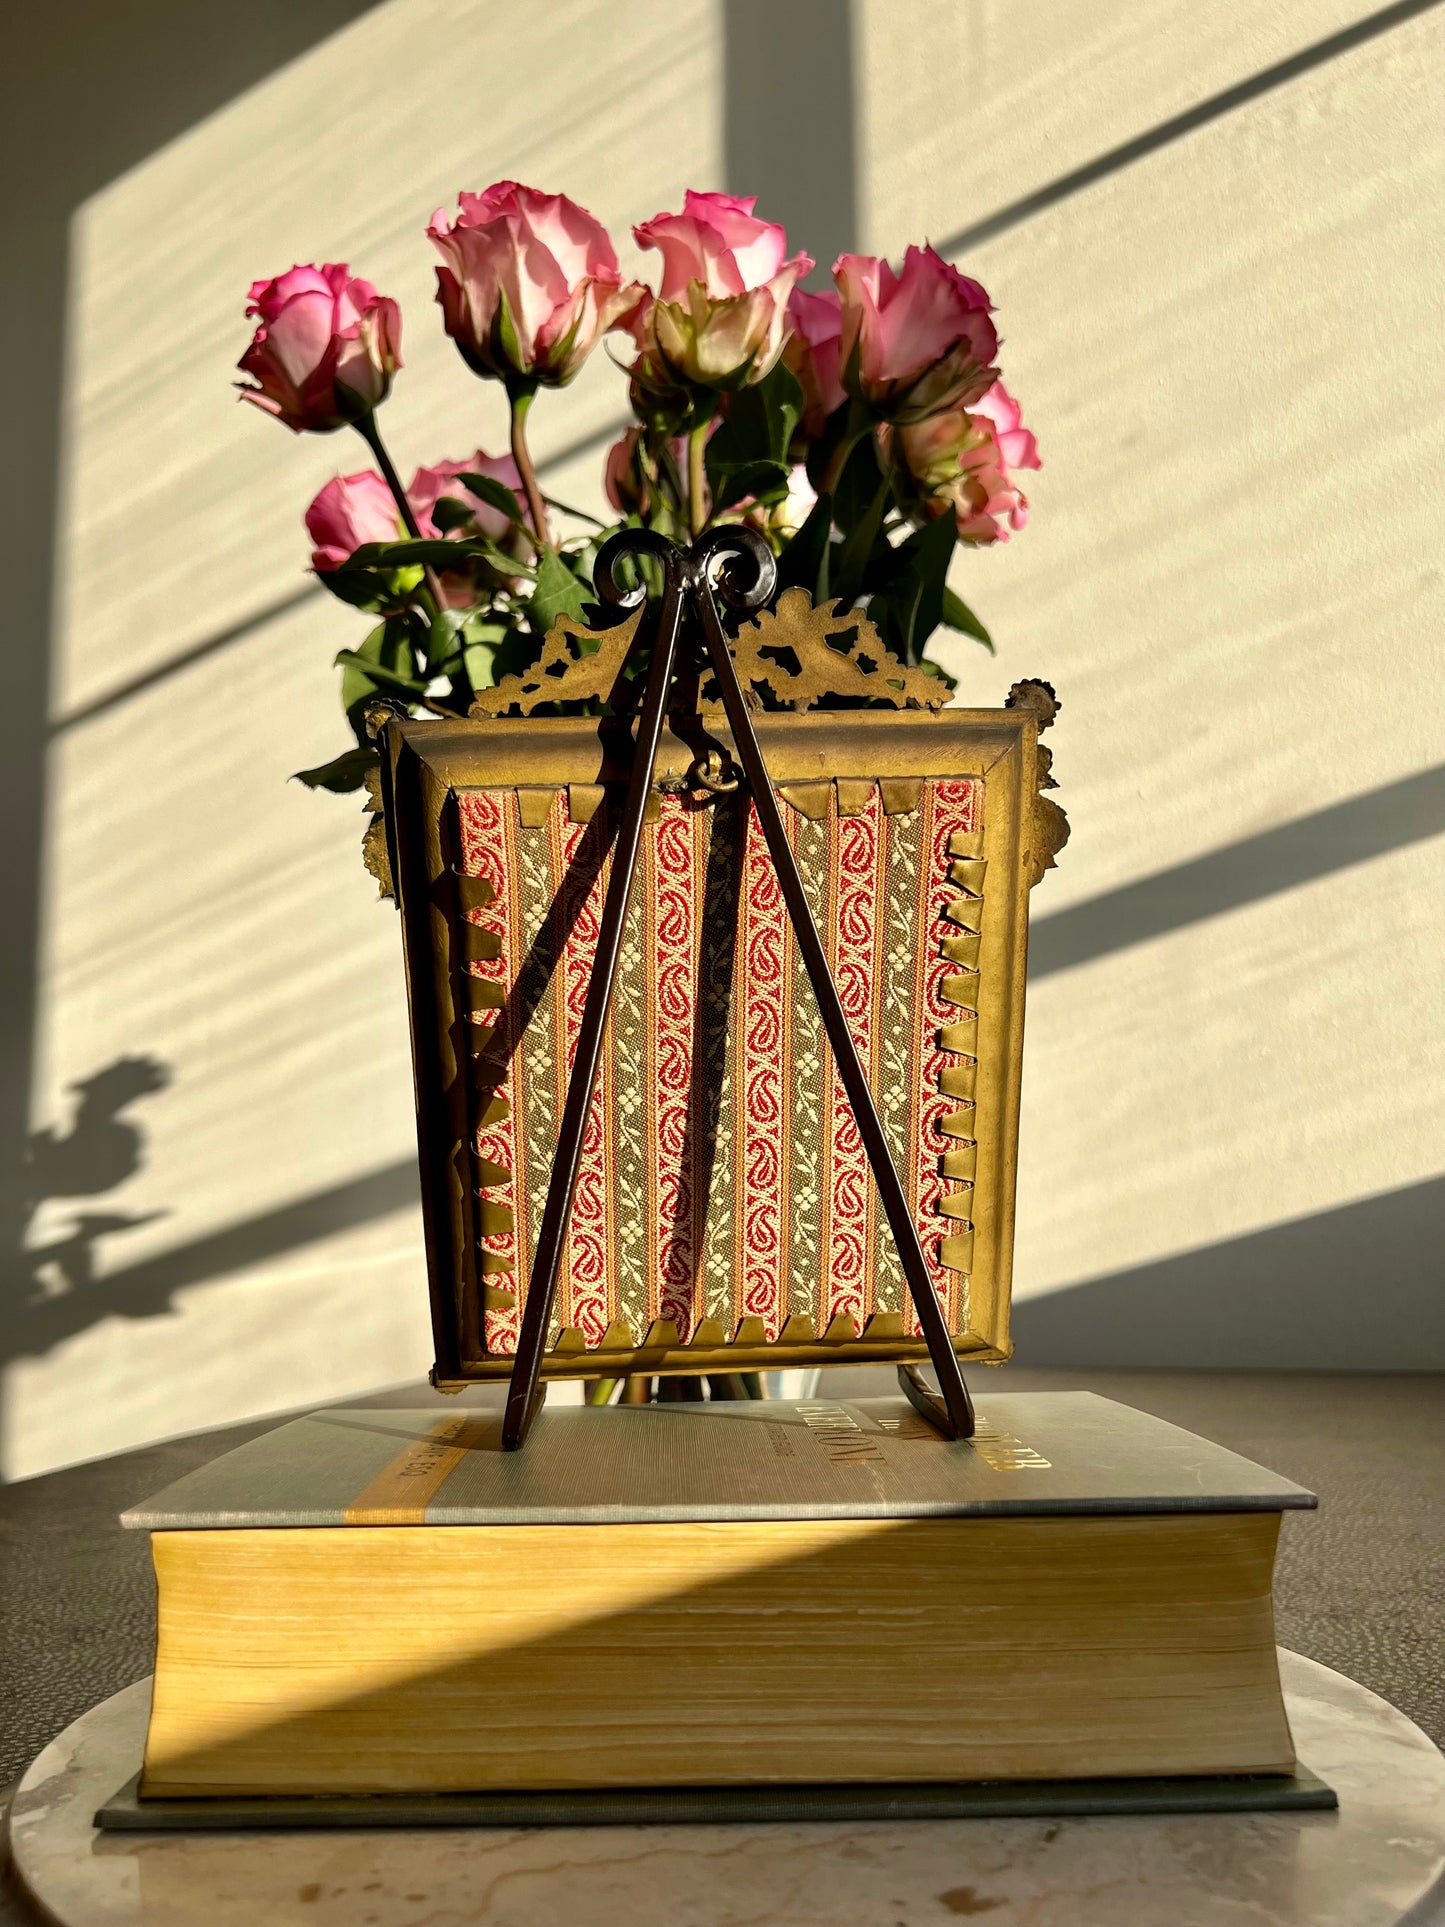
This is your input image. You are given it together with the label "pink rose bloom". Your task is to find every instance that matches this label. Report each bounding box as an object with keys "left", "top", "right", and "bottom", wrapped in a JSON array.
[
  {"left": 428, "top": 182, "right": 646, "bottom": 388},
  {"left": 781, "top": 286, "right": 845, "bottom": 438},
  {"left": 834, "top": 246, "right": 999, "bottom": 423},
  {"left": 886, "top": 381, "right": 1040, "bottom": 545},
  {"left": 239, "top": 264, "right": 401, "bottom": 432},
  {"left": 969, "top": 380, "right": 1041, "bottom": 474},
  {"left": 632, "top": 191, "right": 812, "bottom": 389},
  {"left": 305, "top": 470, "right": 403, "bottom": 572}
]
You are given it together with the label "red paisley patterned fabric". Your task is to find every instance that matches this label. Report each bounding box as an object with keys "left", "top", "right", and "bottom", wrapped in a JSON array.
[{"left": 456, "top": 777, "right": 980, "bottom": 1353}]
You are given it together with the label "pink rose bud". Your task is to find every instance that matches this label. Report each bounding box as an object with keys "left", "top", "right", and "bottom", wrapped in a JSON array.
[
  {"left": 780, "top": 286, "right": 846, "bottom": 439},
  {"left": 603, "top": 422, "right": 715, "bottom": 522},
  {"left": 428, "top": 182, "right": 646, "bottom": 389},
  {"left": 632, "top": 191, "right": 813, "bottom": 389},
  {"left": 604, "top": 426, "right": 650, "bottom": 517},
  {"left": 239, "top": 265, "right": 401, "bottom": 433},
  {"left": 304, "top": 470, "right": 405, "bottom": 572},
  {"left": 408, "top": 450, "right": 530, "bottom": 605},
  {"left": 834, "top": 246, "right": 999, "bottom": 423},
  {"left": 408, "top": 451, "right": 525, "bottom": 544},
  {"left": 884, "top": 381, "right": 1040, "bottom": 545}
]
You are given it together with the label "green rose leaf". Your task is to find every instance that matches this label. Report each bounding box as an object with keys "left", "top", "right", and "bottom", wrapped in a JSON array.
[
  {"left": 338, "top": 615, "right": 425, "bottom": 742},
  {"left": 541, "top": 491, "right": 608, "bottom": 530},
  {"left": 429, "top": 495, "right": 476, "bottom": 533},
  {"left": 291, "top": 746, "right": 380, "bottom": 793},
  {"left": 527, "top": 545, "right": 589, "bottom": 634},
  {"left": 705, "top": 360, "right": 803, "bottom": 511},
  {"left": 460, "top": 472, "right": 528, "bottom": 526},
  {"left": 775, "top": 491, "right": 833, "bottom": 602},
  {"left": 941, "top": 586, "right": 995, "bottom": 653},
  {"left": 917, "top": 654, "right": 959, "bottom": 694},
  {"left": 350, "top": 538, "right": 465, "bottom": 569},
  {"left": 319, "top": 564, "right": 403, "bottom": 613},
  {"left": 463, "top": 619, "right": 536, "bottom": 695},
  {"left": 467, "top": 537, "right": 537, "bottom": 579},
  {"left": 335, "top": 649, "right": 428, "bottom": 700},
  {"left": 422, "top": 606, "right": 470, "bottom": 676},
  {"left": 867, "top": 513, "right": 957, "bottom": 665},
  {"left": 721, "top": 458, "right": 792, "bottom": 509},
  {"left": 829, "top": 428, "right": 886, "bottom": 539},
  {"left": 833, "top": 478, "right": 890, "bottom": 609}
]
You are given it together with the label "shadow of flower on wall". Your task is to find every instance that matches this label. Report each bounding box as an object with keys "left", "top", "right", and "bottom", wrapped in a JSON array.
[{"left": 17, "top": 1055, "right": 171, "bottom": 1329}]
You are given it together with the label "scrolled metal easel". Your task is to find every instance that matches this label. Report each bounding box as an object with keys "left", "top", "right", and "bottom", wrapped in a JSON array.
[{"left": 501, "top": 525, "right": 976, "bottom": 1449}]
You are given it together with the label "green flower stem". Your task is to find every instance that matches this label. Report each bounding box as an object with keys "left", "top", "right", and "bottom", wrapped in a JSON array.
[
  {"left": 355, "top": 413, "right": 421, "bottom": 536},
  {"left": 354, "top": 412, "right": 448, "bottom": 617},
  {"left": 687, "top": 420, "right": 709, "bottom": 539},
  {"left": 818, "top": 401, "right": 876, "bottom": 500},
  {"left": 508, "top": 389, "right": 553, "bottom": 552}
]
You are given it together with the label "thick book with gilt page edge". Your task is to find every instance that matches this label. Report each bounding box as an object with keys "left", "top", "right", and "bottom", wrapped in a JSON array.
[{"left": 117, "top": 1394, "right": 1323, "bottom": 1806}]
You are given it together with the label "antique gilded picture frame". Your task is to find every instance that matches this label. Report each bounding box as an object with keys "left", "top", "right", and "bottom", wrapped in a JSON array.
[{"left": 382, "top": 581, "right": 1064, "bottom": 1392}]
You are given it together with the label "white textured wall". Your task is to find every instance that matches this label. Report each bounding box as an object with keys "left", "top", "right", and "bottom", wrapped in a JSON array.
[
  {"left": 857, "top": 0, "right": 1445, "bottom": 1361},
  {"left": 6, "top": 0, "right": 1443, "bottom": 1477}
]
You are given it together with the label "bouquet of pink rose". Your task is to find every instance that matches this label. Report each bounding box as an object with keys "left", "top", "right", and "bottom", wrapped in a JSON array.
[{"left": 238, "top": 184, "right": 1038, "bottom": 794}]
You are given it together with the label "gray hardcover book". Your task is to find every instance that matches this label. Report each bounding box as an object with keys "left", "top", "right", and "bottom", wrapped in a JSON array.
[{"left": 122, "top": 1392, "right": 1316, "bottom": 1529}]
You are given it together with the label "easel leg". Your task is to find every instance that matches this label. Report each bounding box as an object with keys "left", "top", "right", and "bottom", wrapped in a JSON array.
[
  {"left": 695, "top": 547, "right": 975, "bottom": 1440},
  {"left": 501, "top": 540, "right": 687, "bottom": 1449}
]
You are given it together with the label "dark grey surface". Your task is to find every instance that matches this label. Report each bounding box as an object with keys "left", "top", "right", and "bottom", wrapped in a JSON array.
[{"left": 2, "top": 1370, "right": 1442, "bottom": 1785}]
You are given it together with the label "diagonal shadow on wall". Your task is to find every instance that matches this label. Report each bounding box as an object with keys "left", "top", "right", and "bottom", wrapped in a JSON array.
[
  {"left": 46, "top": 422, "right": 635, "bottom": 739},
  {"left": 940, "top": 0, "right": 1445, "bottom": 255},
  {"left": 10, "top": 1054, "right": 173, "bottom": 1371},
  {"left": 1012, "top": 1174, "right": 1445, "bottom": 1370},
  {"left": 7, "top": 1158, "right": 420, "bottom": 1370},
  {"left": 6, "top": 1056, "right": 403, "bottom": 1385},
  {"left": 1030, "top": 763, "right": 1445, "bottom": 979}
]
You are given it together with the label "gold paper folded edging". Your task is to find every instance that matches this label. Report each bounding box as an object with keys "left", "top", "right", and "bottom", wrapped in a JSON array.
[
  {"left": 780, "top": 778, "right": 924, "bottom": 820},
  {"left": 457, "top": 868, "right": 519, "bottom": 1295},
  {"left": 427, "top": 1307, "right": 1003, "bottom": 1381},
  {"left": 471, "top": 777, "right": 929, "bottom": 832},
  {"left": 502, "top": 1306, "right": 939, "bottom": 1360},
  {"left": 937, "top": 846, "right": 986, "bottom": 1279}
]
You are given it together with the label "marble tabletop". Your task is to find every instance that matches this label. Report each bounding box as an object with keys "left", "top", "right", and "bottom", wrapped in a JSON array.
[{"left": 5, "top": 1649, "right": 1445, "bottom": 1926}]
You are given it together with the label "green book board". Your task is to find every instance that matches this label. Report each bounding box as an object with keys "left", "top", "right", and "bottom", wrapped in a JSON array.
[
  {"left": 123, "top": 1392, "right": 1316, "bottom": 1530},
  {"left": 95, "top": 1762, "right": 1337, "bottom": 1831}
]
